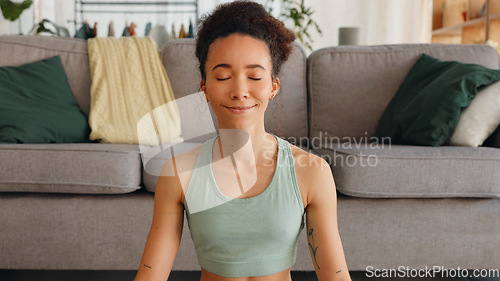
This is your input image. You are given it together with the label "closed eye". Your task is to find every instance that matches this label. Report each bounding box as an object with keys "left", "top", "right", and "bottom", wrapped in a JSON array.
[
  {"left": 217, "top": 77, "right": 230, "bottom": 81},
  {"left": 249, "top": 77, "right": 261, "bottom": 81}
]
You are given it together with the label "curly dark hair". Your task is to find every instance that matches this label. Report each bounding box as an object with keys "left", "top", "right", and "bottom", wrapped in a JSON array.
[{"left": 195, "top": 0, "right": 296, "bottom": 81}]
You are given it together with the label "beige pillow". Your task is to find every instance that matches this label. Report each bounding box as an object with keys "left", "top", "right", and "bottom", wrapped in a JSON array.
[{"left": 449, "top": 80, "right": 500, "bottom": 147}]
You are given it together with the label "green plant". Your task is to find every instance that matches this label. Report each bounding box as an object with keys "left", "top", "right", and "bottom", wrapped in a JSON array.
[
  {"left": 29, "top": 19, "right": 70, "bottom": 37},
  {"left": 265, "top": 0, "right": 322, "bottom": 50},
  {"left": 0, "top": 0, "right": 32, "bottom": 21}
]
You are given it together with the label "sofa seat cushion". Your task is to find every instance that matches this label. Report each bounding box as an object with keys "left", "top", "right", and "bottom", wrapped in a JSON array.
[
  {"left": 0, "top": 143, "right": 142, "bottom": 194},
  {"left": 313, "top": 143, "right": 500, "bottom": 198}
]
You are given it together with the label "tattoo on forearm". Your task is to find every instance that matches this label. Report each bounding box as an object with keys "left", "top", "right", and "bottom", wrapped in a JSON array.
[
  {"left": 336, "top": 270, "right": 342, "bottom": 274},
  {"left": 143, "top": 264, "right": 152, "bottom": 269},
  {"left": 308, "top": 228, "right": 320, "bottom": 269}
]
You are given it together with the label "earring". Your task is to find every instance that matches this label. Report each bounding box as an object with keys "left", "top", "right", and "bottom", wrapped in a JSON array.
[{"left": 270, "top": 90, "right": 278, "bottom": 100}]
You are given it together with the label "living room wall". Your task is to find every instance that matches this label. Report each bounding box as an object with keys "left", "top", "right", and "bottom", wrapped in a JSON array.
[{"left": 309, "top": 0, "right": 432, "bottom": 49}]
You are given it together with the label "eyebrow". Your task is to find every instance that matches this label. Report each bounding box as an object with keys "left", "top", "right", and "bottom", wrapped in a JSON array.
[{"left": 211, "top": 63, "right": 266, "bottom": 71}]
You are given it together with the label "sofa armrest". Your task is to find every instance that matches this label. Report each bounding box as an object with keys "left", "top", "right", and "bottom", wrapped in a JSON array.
[{"left": 484, "top": 126, "right": 500, "bottom": 148}]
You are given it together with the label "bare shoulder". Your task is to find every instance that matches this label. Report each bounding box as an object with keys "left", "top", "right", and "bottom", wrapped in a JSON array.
[
  {"left": 156, "top": 144, "right": 203, "bottom": 205},
  {"left": 289, "top": 143, "right": 331, "bottom": 179},
  {"left": 159, "top": 145, "right": 202, "bottom": 177},
  {"left": 289, "top": 143, "right": 335, "bottom": 208}
]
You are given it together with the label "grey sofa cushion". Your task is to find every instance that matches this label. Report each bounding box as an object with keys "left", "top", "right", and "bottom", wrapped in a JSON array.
[
  {"left": 314, "top": 143, "right": 500, "bottom": 198},
  {"left": 3, "top": 192, "right": 499, "bottom": 270},
  {"left": 0, "top": 143, "right": 142, "bottom": 194},
  {"left": 336, "top": 194, "right": 500, "bottom": 270},
  {"left": 307, "top": 44, "right": 500, "bottom": 146},
  {"left": 0, "top": 36, "right": 91, "bottom": 117},
  {"left": 161, "top": 39, "right": 309, "bottom": 142},
  {"left": 0, "top": 191, "right": 157, "bottom": 270}
]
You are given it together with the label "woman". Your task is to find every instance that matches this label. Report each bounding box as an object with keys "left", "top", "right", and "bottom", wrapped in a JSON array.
[{"left": 134, "top": 1, "right": 351, "bottom": 280}]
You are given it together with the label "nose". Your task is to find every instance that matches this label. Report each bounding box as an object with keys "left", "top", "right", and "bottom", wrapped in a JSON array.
[
  {"left": 232, "top": 92, "right": 249, "bottom": 100},
  {"left": 231, "top": 77, "right": 249, "bottom": 100}
]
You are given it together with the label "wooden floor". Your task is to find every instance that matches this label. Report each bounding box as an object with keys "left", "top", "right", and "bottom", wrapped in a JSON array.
[{"left": 0, "top": 270, "right": 498, "bottom": 281}]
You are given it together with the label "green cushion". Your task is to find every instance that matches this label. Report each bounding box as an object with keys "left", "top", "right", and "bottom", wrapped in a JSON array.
[
  {"left": 375, "top": 53, "right": 500, "bottom": 146},
  {"left": 0, "top": 55, "right": 90, "bottom": 143}
]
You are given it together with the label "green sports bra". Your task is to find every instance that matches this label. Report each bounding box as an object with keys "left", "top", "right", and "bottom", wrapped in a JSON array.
[{"left": 183, "top": 135, "right": 305, "bottom": 278}]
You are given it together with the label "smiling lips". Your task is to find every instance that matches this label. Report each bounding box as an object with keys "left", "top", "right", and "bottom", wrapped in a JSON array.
[{"left": 224, "top": 105, "right": 256, "bottom": 114}]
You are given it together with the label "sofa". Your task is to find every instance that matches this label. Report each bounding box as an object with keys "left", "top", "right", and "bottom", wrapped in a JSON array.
[{"left": 1, "top": 35, "right": 499, "bottom": 272}]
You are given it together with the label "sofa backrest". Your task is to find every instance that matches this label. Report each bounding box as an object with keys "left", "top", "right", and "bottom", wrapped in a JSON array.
[
  {"left": 0, "top": 36, "right": 91, "bottom": 116},
  {"left": 3, "top": 36, "right": 497, "bottom": 147},
  {"left": 307, "top": 43, "right": 500, "bottom": 145},
  {"left": 160, "top": 39, "right": 309, "bottom": 142}
]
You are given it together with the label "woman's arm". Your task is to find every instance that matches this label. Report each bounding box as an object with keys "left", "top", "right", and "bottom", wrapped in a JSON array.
[
  {"left": 303, "top": 157, "right": 351, "bottom": 281},
  {"left": 133, "top": 159, "right": 185, "bottom": 281}
]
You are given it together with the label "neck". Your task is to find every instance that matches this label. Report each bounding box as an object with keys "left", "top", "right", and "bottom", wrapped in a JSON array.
[{"left": 215, "top": 127, "right": 276, "bottom": 166}]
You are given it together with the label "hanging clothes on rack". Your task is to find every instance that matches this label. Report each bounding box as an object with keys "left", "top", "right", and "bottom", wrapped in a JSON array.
[
  {"left": 145, "top": 22, "right": 152, "bottom": 36},
  {"left": 122, "top": 22, "right": 130, "bottom": 37},
  {"left": 74, "top": 21, "right": 94, "bottom": 40},
  {"left": 75, "top": 1, "right": 199, "bottom": 40},
  {"left": 108, "top": 21, "right": 115, "bottom": 37},
  {"left": 149, "top": 24, "right": 169, "bottom": 49},
  {"left": 187, "top": 20, "right": 193, "bottom": 38},
  {"left": 178, "top": 23, "right": 186, "bottom": 39},
  {"left": 129, "top": 22, "right": 137, "bottom": 36},
  {"left": 171, "top": 23, "right": 176, "bottom": 39}
]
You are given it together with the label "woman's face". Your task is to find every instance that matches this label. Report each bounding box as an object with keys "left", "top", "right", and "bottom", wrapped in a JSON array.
[{"left": 201, "top": 33, "right": 280, "bottom": 130}]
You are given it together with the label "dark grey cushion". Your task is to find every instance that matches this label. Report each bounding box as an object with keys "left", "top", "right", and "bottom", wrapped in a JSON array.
[
  {"left": 0, "top": 143, "right": 142, "bottom": 194},
  {"left": 485, "top": 126, "right": 500, "bottom": 148},
  {"left": 314, "top": 143, "right": 500, "bottom": 198}
]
